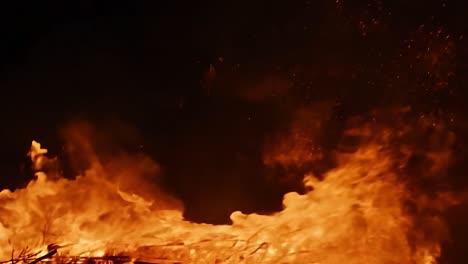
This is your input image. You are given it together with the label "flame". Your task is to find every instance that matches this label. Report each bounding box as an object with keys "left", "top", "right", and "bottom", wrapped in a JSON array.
[{"left": 0, "top": 112, "right": 459, "bottom": 264}]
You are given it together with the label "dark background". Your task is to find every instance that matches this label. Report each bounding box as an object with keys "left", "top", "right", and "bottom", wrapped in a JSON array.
[{"left": 0, "top": 1, "right": 467, "bottom": 262}]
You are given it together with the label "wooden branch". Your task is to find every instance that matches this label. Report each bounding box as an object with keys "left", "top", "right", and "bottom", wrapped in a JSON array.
[{"left": 30, "top": 249, "right": 57, "bottom": 264}]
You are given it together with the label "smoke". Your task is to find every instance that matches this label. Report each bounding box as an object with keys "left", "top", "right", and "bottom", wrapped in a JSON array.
[{"left": 58, "top": 119, "right": 183, "bottom": 211}]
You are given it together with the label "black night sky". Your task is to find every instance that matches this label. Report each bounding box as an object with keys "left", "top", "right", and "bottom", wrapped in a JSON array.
[{"left": 1, "top": 1, "right": 468, "bottom": 262}]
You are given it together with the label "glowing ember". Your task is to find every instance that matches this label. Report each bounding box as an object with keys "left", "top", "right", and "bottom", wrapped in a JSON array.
[{"left": 0, "top": 112, "right": 458, "bottom": 263}]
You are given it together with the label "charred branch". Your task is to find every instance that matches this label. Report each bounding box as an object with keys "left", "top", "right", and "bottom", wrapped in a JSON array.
[{"left": 30, "top": 250, "right": 57, "bottom": 264}]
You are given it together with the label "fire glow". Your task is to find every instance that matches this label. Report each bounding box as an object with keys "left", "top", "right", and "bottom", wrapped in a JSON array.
[{"left": 0, "top": 111, "right": 459, "bottom": 264}]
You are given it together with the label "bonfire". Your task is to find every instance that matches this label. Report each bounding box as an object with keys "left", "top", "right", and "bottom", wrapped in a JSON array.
[{"left": 0, "top": 110, "right": 459, "bottom": 264}]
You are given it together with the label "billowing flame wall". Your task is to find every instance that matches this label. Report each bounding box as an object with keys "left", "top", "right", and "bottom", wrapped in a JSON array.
[{"left": 0, "top": 108, "right": 461, "bottom": 264}]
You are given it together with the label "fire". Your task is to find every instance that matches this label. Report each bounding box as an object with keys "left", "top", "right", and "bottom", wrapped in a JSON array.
[{"left": 0, "top": 112, "right": 458, "bottom": 264}]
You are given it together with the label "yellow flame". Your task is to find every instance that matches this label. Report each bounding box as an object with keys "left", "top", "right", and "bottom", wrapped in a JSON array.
[{"left": 0, "top": 117, "right": 458, "bottom": 263}]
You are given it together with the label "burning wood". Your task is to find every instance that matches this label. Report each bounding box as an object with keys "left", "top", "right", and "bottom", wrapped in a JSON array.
[
  {"left": 2, "top": 250, "right": 181, "bottom": 264},
  {"left": 39, "top": 256, "right": 131, "bottom": 264},
  {"left": 0, "top": 249, "right": 57, "bottom": 264}
]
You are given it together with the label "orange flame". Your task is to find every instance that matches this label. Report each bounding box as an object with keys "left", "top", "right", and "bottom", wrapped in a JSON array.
[{"left": 0, "top": 111, "right": 459, "bottom": 263}]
